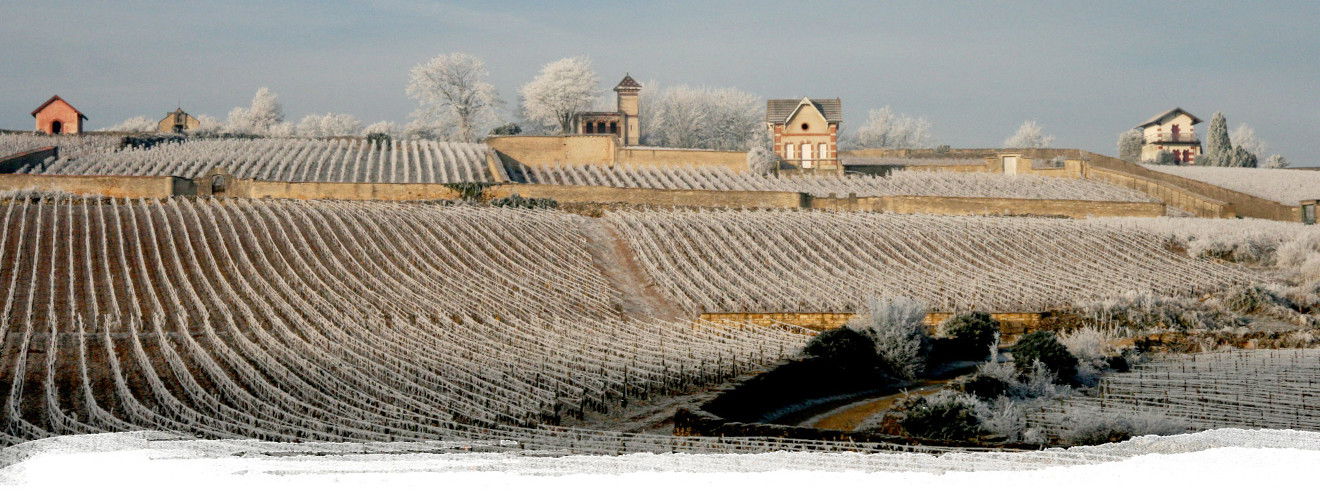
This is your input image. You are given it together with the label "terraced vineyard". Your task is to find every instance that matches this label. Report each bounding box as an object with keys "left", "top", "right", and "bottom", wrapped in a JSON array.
[
  {"left": 515, "top": 163, "right": 1156, "bottom": 202},
  {"left": 0, "top": 195, "right": 805, "bottom": 447},
  {"left": 0, "top": 194, "right": 1287, "bottom": 453},
  {"left": 39, "top": 138, "right": 494, "bottom": 183},
  {"left": 606, "top": 209, "right": 1256, "bottom": 313}
]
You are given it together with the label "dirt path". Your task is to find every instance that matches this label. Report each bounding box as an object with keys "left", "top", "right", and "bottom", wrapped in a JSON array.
[{"left": 579, "top": 219, "right": 686, "bottom": 321}]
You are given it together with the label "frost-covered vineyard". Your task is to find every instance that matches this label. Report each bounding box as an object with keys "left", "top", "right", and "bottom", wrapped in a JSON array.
[
  {"left": 1147, "top": 164, "right": 1320, "bottom": 205},
  {"left": 1031, "top": 349, "right": 1320, "bottom": 435},
  {"left": 515, "top": 164, "right": 1157, "bottom": 202},
  {"left": 606, "top": 209, "right": 1255, "bottom": 313},
  {"left": 0, "top": 133, "right": 119, "bottom": 161},
  {"left": 1086, "top": 216, "right": 1320, "bottom": 266},
  {"left": 38, "top": 138, "right": 495, "bottom": 183},
  {"left": 0, "top": 195, "right": 806, "bottom": 447}
]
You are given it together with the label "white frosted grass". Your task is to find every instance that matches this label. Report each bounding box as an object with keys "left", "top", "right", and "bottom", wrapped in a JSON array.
[
  {"left": 521, "top": 164, "right": 1157, "bottom": 202},
  {"left": 1147, "top": 164, "right": 1320, "bottom": 205},
  {"left": 42, "top": 138, "right": 493, "bottom": 183},
  {"left": 5, "top": 428, "right": 1320, "bottom": 478}
]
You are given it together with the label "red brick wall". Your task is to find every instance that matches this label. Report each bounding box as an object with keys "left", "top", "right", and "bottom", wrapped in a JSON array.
[{"left": 34, "top": 100, "right": 83, "bottom": 135}]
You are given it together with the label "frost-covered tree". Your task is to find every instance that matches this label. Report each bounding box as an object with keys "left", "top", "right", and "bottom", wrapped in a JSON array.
[
  {"left": 362, "top": 121, "right": 399, "bottom": 138},
  {"left": 193, "top": 114, "right": 223, "bottom": 135},
  {"left": 847, "top": 296, "right": 929, "bottom": 379},
  {"left": 1003, "top": 120, "right": 1054, "bottom": 148},
  {"left": 296, "top": 113, "right": 362, "bottom": 137},
  {"left": 1263, "top": 154, "right": 1290, "bottom": 169},
  {"left": 1226, "top": 145, "right": 1258, "bottom": 168},
  {"left": 407, "top": 53, "right": 501, "bottom": 143},
  {"left": 104, "top": 116, "right": 158, "bottom": 133},
  {"left": 640, "top": 84, "right": 762, "bottom": 150},
  {"left": 746, "top": 127, "right": 777, "bottom": 174},
  {"left": 1117, "top": 129, "right": 1144, "bottom": 163},
  {"left": 1202, "top": 112, "right": 1231, "bottom": 165},
  {"left": 1230, "top": 123, "right": 1267, "bottom": 160},
  {"left": 225, "top": 87, "right": 285, "bottom": 135},
  {"left": 852, "top": 106, "right": 934, "bottom": 149},
  {"left": 520, "top": 56, "right": 599, "bottom": 134}
]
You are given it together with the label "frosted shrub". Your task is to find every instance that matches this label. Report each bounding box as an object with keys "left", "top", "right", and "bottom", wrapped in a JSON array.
[
  {"left": 973, "top": 397, "right": 1032, "bottom": 442},
  {"left": 891, "top": 390, "right": 982, "bottom": 441},
  {"left": 1058, "top": 326, "right": 1127, "bottom": 385},
  {"left": 848, "top": 296, "right": 929, "bottom": 379},
  {"left": 1059, "top": 409, "right": 1188, "bottom": 446},
  {"left": 1075, "top": 290, "right": 1242, "bottom": 333}
]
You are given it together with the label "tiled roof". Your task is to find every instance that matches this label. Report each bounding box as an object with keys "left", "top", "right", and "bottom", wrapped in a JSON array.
[
  {"left": 614, "top": 74, "right": 642, "bottom": 90},
  {"left": 766, "top": 98, "right": 842, "bottom": 123},
  {"left": 31, "top": 95, "right": 87, "bottom": 119},
  {"left": 1139, "top": 107, "right": 1201, "bottom": 127}
]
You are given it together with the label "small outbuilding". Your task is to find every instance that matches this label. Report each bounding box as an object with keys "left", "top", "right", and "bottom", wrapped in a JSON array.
[{"left": 32, "top": 95, "right": 86, "bottom": 135}]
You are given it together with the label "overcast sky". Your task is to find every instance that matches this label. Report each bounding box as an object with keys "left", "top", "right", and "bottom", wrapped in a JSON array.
[{"left": 3, "top": 1, "right": 1317, "bottom": 163}]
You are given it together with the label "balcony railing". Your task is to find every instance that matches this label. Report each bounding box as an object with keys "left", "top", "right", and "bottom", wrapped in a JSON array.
[{"left": 1148, "top": 132, "right": 1200, "bottom": 143}]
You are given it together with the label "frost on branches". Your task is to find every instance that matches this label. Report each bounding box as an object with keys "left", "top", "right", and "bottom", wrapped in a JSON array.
[
  {"left": 296, "top": 113, "right": 362, "bottom": 137},
  {"left": 519, "top": 56, "right": 599, "bottom": 134},
  {"left": 1117, "top": 129, "right": 1144, "bottom": 163},
  {"left": 362, "top": 121, "right": 399, "bottom": 138},
  {"left": 1003, "top": 120, "right": 1054, "bottom": 148},
  {"left": 225, "top": 87, "right": 287, "bottom": 136},
  {"left": 851, "top": 106, "right": 934, "bottom": 149},
  {"left": 407, "top": 52, "right": 502, "bottom": 142},
  {"left": 102, "top": 116, "right": 158, "bottom": 133},
  {"left": 639, "top": 84, "right": 763, "bottom": 150}
]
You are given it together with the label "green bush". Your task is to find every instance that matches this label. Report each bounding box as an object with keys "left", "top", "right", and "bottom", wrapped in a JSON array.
[
  {"left": 801, "top": 327, "right": 878, "bottom": 367},
  {"left": 895, "top": 394, "right": 982, "bottom": 441},
  {"left": 1012, "top": 330, "right": 1079, "bottom": 383},
  {"left": 939, "top": 312, "right": 998, "bottom": 360},
  {"left": 366, "top": 132, "right": 392, "bottom": 145}
]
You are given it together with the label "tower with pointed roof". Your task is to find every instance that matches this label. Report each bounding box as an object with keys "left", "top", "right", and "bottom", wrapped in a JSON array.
[
  {"left": 574, "top": 74, "right": 643, "bottom": 145},
  {"left": 614, "top": 74, "right": 642, "bottom": 146}
]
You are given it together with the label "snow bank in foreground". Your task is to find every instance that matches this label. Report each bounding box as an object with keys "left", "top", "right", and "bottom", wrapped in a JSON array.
[{"left": 3, "top": 429, "right": 1319, "bottom": 497}]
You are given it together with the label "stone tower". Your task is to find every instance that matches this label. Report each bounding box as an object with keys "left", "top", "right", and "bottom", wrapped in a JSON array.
[{"left": 614, "top": 74, "right": 642, "bottom": 146}]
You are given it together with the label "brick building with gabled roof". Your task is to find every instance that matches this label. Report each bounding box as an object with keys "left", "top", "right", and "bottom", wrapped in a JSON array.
[
  {"left": 32, "top": 95, "right": 86, "bottom": 135},
  {"left": 766, "top": 97, "right": 842, "bottom": 170}
]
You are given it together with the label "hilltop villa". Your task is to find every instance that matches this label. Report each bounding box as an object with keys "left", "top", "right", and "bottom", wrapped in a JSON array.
[
  {"left": 766, "top": 97, "right": 842, "bottom": 170},
  {"left": 1138, "top": 108, "right": 1202, "bottom": 164}
]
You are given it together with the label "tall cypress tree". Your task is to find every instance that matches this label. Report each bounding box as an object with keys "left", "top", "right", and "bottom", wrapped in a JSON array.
[{"left": 1204, "top": 112, "right": 1231, "bottom": 166}]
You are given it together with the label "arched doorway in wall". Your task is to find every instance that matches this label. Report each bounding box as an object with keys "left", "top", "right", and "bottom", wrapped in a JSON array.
[
  {"left": 50, "top": 120, "right": 63, "bottom": 134},
  {"left": 210, "top": 174, "right": 228, "bottom": 195}
]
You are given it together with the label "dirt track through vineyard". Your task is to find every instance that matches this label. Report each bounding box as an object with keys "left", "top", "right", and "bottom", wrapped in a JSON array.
[{"left": 579, "top": 219, "right": 685, "bottom": 322}]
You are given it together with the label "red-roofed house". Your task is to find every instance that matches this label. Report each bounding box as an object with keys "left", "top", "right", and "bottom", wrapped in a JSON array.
[{"left": 32, "top": 95, "right": 86, "bottom": 135}]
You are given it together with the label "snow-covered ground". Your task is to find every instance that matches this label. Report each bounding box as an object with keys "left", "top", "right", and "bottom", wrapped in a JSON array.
[
  {"left": 3, "top": 429, "right": 1319, "bottom": 498},
  {"left": 1146, "top": 164, "right": 1320, "bottom": 205}
]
